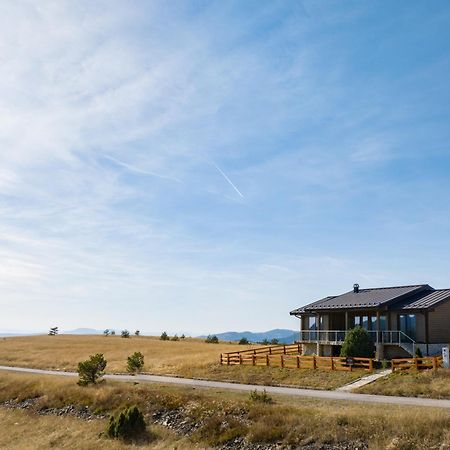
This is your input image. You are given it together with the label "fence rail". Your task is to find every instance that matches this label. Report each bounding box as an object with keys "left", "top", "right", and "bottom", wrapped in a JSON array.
[
  {"left": 391, "top": 356, "right": 443, "bottom": 373},
  {"left": 221, "top": 343, "right": 303, "bottom": 357},
  {"left": 220, "top": 352, "right": 373, "bottom": 372}
]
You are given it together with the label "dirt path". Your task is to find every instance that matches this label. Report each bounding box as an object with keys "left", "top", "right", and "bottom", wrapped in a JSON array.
[{"left": 1, "top": 365, "right": 449, "bottom": 409}]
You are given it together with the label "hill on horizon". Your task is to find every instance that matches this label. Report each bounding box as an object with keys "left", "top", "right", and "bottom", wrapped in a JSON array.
[{"left": 200, "top": 328, "right": 298, "bottom": 344}]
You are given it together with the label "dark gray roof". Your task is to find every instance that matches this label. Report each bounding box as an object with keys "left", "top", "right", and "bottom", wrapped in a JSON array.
[
  {"left": 290, "top": 284, "right": 433, "bottom": 314},
  {"left": 400, "top": 289, "right": 450, "bottom": 310}
]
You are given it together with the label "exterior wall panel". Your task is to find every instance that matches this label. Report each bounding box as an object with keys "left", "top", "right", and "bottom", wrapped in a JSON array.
[{"left": 428, "top": 299, "right": 450, "bottom": 343}]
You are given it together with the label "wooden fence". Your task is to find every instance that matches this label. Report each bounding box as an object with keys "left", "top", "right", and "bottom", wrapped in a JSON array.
[
  {"left": 220, "top": 346, "right": 373, "bottom": 372},
  {"left": 391, "top": 356, "right": 443, "bottom": 373}
]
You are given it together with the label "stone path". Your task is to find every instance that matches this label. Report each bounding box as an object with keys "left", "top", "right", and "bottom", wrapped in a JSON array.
[{"left": 336, "top": 369, "right": 391, "bottom": 392}]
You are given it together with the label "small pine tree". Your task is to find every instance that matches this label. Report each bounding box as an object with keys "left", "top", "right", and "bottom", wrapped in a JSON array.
[
  {"left": 121, "top": 330, "right": 130, "bottom": 338},
  {"left": 205, "top": 335, "right": 219, "bottom": 344},
  {"left": 48, "top": 327, "right": 58, "bottom": 336},
  {"left": 180, "top": 334, "right": 186, "bottom": 339},
  {"left": 171, "top": 334, "right": 179, "bottom": 341},
  {"left": 261, "top": 339, "right": 270, "bottom": 345},
  {"left": 103, "top": 329, "right": 110, "bottom": 337},
  {"left": 107, "top": 405, "right": 146, "bottom": 440},
  {"left": 134, "top": 330, "right": 140, "bottom": 337},
  {"left": 270, "top": 338, "right": 279, "bottom": 345},
  {"left": 415, "top": 347, "right": 423, "bottom": 358},
  {"left": 127, "top": 352, "right": 144, "bottom": 373},
  {"left": 77, "top": 353, "right": 107, "bottom": 386},
  {"left": 110, "top": 330, "right": 116, "bottom": 335},
  {"left": 239, "top": 337, "right": 250, "bottom": 345},
  {"left": 160, "top": 331, "right": 169, "bottom": 341},
  {"left": 340, "top": 327, "right": 374, "bottom": 358}
]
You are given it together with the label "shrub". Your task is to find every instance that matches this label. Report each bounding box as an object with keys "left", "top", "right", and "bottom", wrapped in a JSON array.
[
  {"left": 106, "top": 405, "right": 146, "bottom": 440},
  {"left": 239, "top": 337, "right": 249, "bottom": 345},
  {"left": 160, "top": 331, "right": 169, "bottom": 341},
  {"left": 260, "top": 339, "right": 269, "bottom": 345},
  {"left": 249, "top": 389, "right": 272, "bottom": 404},
  {"left": 415, "top": 347, "right": 423, "bottom": 358},
  {"left": 48, "top": 327, "right": 58, "bottom": 336},
  {"left": 180, "top": 334, "right": 186, "bottom": 339},
  {"left": 270, "top": 338, "right": 279, "bottom": 345},
  {"left": 121, "top": 330, "right": 130, "bottom": 338},
  {"left": 103, "top": 329, "right": 110, "bottom": 337},
  {"left": 127, "top": 352, "right": 144, "bottom": 373},
  {"left": 77, "top": 353, "right": 107, "bottom": 386},
  {"left": 135, "top": 330, "right": 140, "bottom": 337},
  {"left": 340, "top": 327, "right": 374, "bottom": 358},
  {"left": 205, "top": 335, "right": 219, "bottom": 344},
  {"left": 111, "top": 330, "right": 116, "bottom": 335},
  {"left": 171, "top": 334, "right": 179, "bottom": 341}
]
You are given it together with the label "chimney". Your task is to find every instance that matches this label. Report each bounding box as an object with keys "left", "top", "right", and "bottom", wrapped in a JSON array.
[{"left": 353, "top": 283, "right": 360, "bottom": 293}]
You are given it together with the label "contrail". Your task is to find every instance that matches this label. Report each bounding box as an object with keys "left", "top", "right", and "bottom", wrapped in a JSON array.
[
  {"left": 210, "top": 161, "right": 244, "bottom": 198},
  {"left": 103, "top": 155, "right": 181, "bottom": 183}
]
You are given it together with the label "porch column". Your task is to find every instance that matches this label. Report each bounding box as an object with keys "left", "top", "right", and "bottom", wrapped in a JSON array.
[
  {"left": 345, "top": 311, "right": 349, "bottom": 330},
  {"left": 375, "top": 311, "right": 383, "bottom": 360},
  {"left": 298, "top": 315, "right": 302, "bottom": 343},
  {"left": 316, "top": 313, "right": 321, "bottom": 356},
  {"left": 425, "top": 311, "right": 429, "bottom": 356}
]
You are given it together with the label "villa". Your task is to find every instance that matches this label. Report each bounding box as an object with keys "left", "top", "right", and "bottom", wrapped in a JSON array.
[{"left": 290, "top": 284, "right": 450, "bottom": 359}]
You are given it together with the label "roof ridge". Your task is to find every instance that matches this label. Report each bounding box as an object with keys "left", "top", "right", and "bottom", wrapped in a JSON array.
[{"left": 360, "top": 284, "right": 429, "bottom": 291}]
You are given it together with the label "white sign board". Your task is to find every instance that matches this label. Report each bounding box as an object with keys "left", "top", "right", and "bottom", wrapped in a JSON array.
[{"left": 443, "top": 346, "right": 450, "bottom": 369}]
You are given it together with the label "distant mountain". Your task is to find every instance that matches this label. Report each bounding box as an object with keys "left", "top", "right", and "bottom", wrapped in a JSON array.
[
  {"left": 62, "top": 328, "right": 103, "bottom": 335},
  {"left": 201, "top": 329, "right": 298, "bottom": 344}
]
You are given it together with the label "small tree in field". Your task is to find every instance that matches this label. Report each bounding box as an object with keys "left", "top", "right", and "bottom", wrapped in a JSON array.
[
  {"left": 160, "top": 331, "right": 169, "bottom": 341},
  {"left": 127, "top": 352, "right": 144, "bottom": 373},
  {"left": 205, "top": 335, "right": 219, "bottom": 344},
  {"left": 239, "top": 337, "right": 250, "bottom": 345},
  {"left": 340, "top": 327, "right": 373, "bottom": 358},
  {"left": 77, "top": 353, "right": 107, "bottom": 386},
  {"left": 106, "top": 405, "right": 147, "bottom": 440},
  {"left": 48, "top": 327, "right": 58, "bottom": 336},
  {"left": 121, "top": 330, "right": 130, "bottom": 338},
  {"left": 171, "top": 334, "right": 179, "bottom": 341},
  {"left": 270, "top": 338, "right": 279, "bottom": 345},
  {"left": 180, "top": 334, "right": 186, "bottom": 339},
  {"left": 134, "top": 330, "right": 140, "bottom": 337},
  {"left": 103, "top": 329, "right": 110, "bottom": 337},
  {"left": 111, "top": 330, "right": 116, "bottom": 335}
]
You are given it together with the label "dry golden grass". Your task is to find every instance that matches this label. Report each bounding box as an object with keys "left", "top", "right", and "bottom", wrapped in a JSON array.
[
  {"left": 0, "top": 335, "right": 361, "bottom": 389},
  {"left": 0, "top": 371, "right": 449, "bottom": 449},
  {"left": 357, "top": 369, "right": 450, "bottom": 399},
  {"left": 0, "top": 409, "right": 200, "bottom": 450},
  {"left": 0, "top": 334, "right": 244, "bottom": 373}
]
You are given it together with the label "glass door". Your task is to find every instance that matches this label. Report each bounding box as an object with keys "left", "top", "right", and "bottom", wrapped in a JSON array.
[{"left": 398, "top": 314, "right": 416, "bottom": 340}]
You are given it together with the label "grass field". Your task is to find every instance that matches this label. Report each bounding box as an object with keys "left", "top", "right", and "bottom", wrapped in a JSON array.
[
  {"left": 0, "top": 335, "right": 362, "bottom": 389},
  {"left": 357, "top": 369, "right": 450, "bottom": 399},
  {"left": 0, "top": 371, "right": 449, "bottom": 449}
]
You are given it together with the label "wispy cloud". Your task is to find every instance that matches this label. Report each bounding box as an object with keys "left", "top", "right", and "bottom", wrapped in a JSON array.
[{"left": 210, "top": 161, "right": 244, "bottom": 199}]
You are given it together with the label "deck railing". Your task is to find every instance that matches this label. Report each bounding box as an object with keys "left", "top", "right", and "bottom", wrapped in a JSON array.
[
  {"left": 391, "top": 356, "right": 443, "bottom": 372},
  {"left": 299, "top": 330, "right": 416, "bottom": 347}
]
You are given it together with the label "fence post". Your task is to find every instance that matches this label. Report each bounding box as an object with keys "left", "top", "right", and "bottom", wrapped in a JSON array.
[
  {"left": 313, "top": 355, "right": 317, "bottom": 370},
  {"left": 368, "top": 359, "right": 373, "bottom": 372},
  {"left": 297, "top": 355, "right": 300, "bottom": 369},
  {"left": 266, "top": 354, "right": 269, "bottom": 366},
  {"left": 227, "top": 354, "right": 230, "bottom": 366},
  {"left": 284, "top": 345, "right": 286, "bottom": 354},
  {"left": 414, "top": 357, "right": 419, "bottom": 371},
  {"left": 331, "top": 356, "right": 334, "bottom": 371},
  {"left": 252, "top": 354, "right": 256, "bottom": 366},
  {"left": 281, "top": 354, "right": 284, "bottom": 368},
  {"left": 433, "top": 357, "right": 438, "bottom": 372},
  {"left": 239, "top": 354, "right": 242, "bottom": 365}
]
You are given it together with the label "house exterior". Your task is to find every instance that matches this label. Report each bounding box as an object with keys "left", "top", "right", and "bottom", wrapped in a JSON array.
[{"left": 290, "top": 284, "right": 450, "bottom": 359}]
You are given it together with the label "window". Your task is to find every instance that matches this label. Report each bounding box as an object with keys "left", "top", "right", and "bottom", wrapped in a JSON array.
[
  {"left": 399, "top": 314, "right": 416, "bottom": 340},
  {"left": 354, "top": 316, "right": 361, "bottom": 327},
  {"left": 361, "top": 316, "right": 369, "bottom": 330},
  {"left": 308, "top": 316, "right": 317, "bottom": 330}
]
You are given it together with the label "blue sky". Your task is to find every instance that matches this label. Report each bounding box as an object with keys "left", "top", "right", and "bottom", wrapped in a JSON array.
[{"left": 1, "top": 1, "right": 450, "bottom": 334}]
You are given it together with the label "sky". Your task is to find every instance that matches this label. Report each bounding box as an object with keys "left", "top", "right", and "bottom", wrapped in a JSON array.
[{"left": 1, "top": 1, "right": 450, "bottom": 334}]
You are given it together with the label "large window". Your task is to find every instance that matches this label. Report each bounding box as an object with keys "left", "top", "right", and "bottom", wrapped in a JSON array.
[
  {"left": 353, "top": 314, "right": 386, "bottom": 331},
  {"left": 399, "top": 314, "right": 416, "bottom": 340}
]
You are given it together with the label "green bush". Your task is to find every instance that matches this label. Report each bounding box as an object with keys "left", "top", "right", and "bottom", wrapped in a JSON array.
[
  {"left": 239, "top": 337, "right": 249, "bottom": 345},
  {"left": 248, "top": 389, "right": 272, "bottom": 404},
  {"left": 270, "top": 338, "right": 279, "bottom": 345},
  {"left": 205, "top": 335, "right": 219, "bottom": 344},
  {"left": 77, "top": 353, "right": 107, "bottom": 386},
  {"left": 415, "top": 347, "right": 423, "bottom": 358},
  {"left": 121, "top": 330, "right": 130, "bottom": 338},
  {"left": 340, "top": 327, "right": 374, "bottom": 358},
  {"left": 171, "top": 334, "right": 179, "bottom": 341},
  {"left": 160, "top": 331, "right": 169, "bottom": 341},
  {"left": 127, "top": 352, "right": 144, "bottom": 373},
  {"left": 107, "top": 405, "right": 146, "bottom": 440}
]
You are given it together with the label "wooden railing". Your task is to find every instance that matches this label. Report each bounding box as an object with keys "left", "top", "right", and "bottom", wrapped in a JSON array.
[
  {"left": 220, "top": 349, "right": 373, "bottom": 372},
  {"left": 221, "top": 343, "right": 303, "bottom": 359},
  {"left": 391, "top": 356, "right": 443, "bottom": 373}
]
